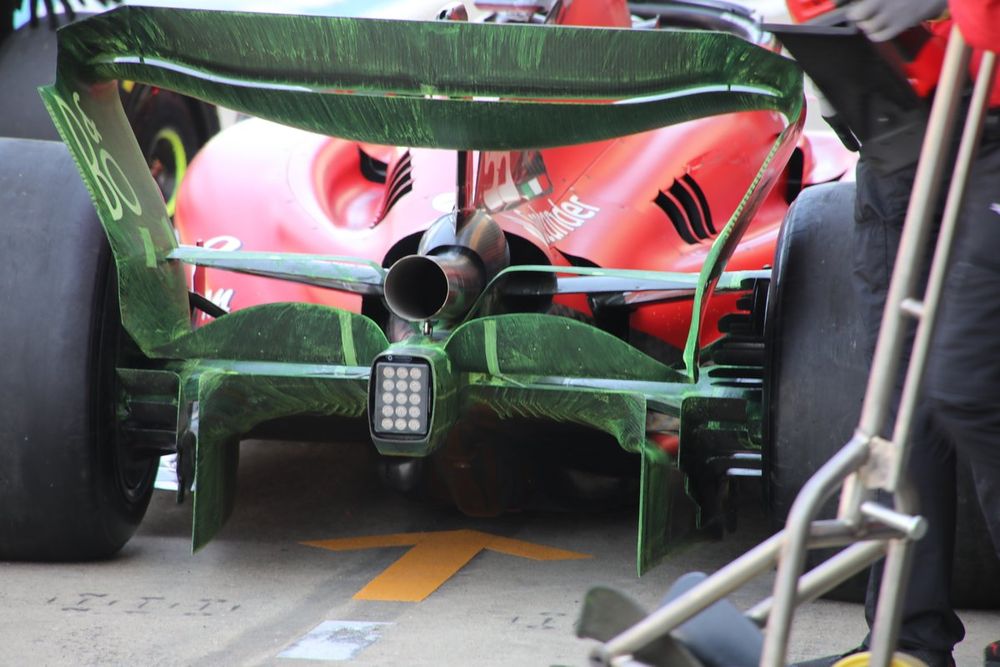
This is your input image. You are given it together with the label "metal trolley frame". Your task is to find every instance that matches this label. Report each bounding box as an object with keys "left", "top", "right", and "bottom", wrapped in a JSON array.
[{"left": 590, "top": 28, "right": 997, "bottom": 667}]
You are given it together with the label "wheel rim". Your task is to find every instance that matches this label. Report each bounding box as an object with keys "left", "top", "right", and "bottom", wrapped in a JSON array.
[
  {"left": 147, "top": 127, "right": 188, "bottom": 217},
  {"left": 96, "top": 267, "right": 157, "bottom": 505}
]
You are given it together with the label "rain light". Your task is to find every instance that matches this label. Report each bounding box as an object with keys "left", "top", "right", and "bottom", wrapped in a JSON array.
[{"left": 370, "top": 358, "right": 431, "bottom": 437}]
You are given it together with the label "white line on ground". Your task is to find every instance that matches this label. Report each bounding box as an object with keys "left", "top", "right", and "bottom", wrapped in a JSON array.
[{"left": 278, "top": 621, "right": 393, "bottom": 662}]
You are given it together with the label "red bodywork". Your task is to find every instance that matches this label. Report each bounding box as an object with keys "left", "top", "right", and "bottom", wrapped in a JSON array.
[{"left": 175, "top": 1, "right": 854, "bottom": 362}]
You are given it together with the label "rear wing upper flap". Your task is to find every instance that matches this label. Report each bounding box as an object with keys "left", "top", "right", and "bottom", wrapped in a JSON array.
[
  {"left": 57, "top": 6, "right": 803, "bottom": 149},
  {"left": 40, "top": 6, "right": 804, "bottom": 360}
]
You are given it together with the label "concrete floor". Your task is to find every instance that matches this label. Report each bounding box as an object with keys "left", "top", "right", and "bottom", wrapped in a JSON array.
[
  {"left": 0, "top": 440, "right": 995, "bottom": 666},
  {"left": 4, "top": 2, "right": 994, "bottom": 665}
]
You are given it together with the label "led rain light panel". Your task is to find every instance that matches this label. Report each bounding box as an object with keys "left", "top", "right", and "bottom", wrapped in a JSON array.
[{"left": 370, "top": 359, "right": 431, "bottom": 437}]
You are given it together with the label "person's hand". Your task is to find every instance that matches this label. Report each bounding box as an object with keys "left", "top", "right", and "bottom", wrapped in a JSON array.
[{"left": 845, "top": 0, "right": 947, "bottom": 42}]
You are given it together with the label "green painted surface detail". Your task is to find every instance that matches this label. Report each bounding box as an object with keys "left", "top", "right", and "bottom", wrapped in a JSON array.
[
  {"left": 38, "top": 81, "right": 192, "bottom": 355},
  {"left": 459, "top": 380, "right": 676, "bottom": 574},
  {"left": 153, "top": 126, "right": 187, "bottom": 217},
  {"left": 680, "top": 112, "right": 804, "bottom": 381},
  {"left": 462, "top": 382, "right": 647, "bottom": 452},
  {"left": 159, "top": 303, "right": 389, "bottom": 365},
  {"left": 54, "top": 6, "right": 802, "bottom": 150},
  {"left": 446, "top": 315, "right": 738, "bottom": 573},
  {"left": 168, "top": 305, "right": 387, "bottom": 546},
  {"left": 41, "top": 6, "right": 802, "bottom": 362},
  {"left": 460, "top": 381, "right": 652, "bottom": 572},
  {"left": 38, "top": 6, "right": 803, "bottom": 562},
  {"left": 167, "top": 247, "right": 387, "bottom": 295},
  {"left": 446, "top": 314, "right": 686, "bottom": 383},
  {"left": 189, "top": 366, "right": 370, "bottom": 549},
  {"left": 639, "top": 441, "right": 677, "bottom": 575}
]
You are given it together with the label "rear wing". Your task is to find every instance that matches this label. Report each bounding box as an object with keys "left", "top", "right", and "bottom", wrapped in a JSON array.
[{"left": 41, "top": 6, "right": 803, "bottom": 370}]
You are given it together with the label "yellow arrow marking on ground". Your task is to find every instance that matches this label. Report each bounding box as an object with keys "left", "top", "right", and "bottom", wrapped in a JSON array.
[{"left": 303, "top": 529, "right": 591, "bottom": 602}]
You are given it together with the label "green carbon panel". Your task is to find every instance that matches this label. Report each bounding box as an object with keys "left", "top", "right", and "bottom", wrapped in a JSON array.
[
  {"left": 160, "top": 303, "right": 389, "bottom": 365},
  {"left": 36, "top": 6, "right": 803, "bottom": 559},
  {"left": 446, "top": 314, "right": 687, "bottom": 382},
  {"left": 40, "top": 6, "right": 803, "bottom": 366},
  {"left": 460, "top": 381, "right": 683, "bottom": 573},
  {"left": 38, "top": 78, "right": 193, "bottom": 356},
  {"left": 639, "top": 441, "right": 675, "bottom": 575},
  {"left": 54, "top": 6, "right": 802, "bottom": 149},
  {"left": 462, "top": 382, "right": 647, "bottom": 453},
  {"left": 191, "top": 368, "right": 370, "bottom": 549}
]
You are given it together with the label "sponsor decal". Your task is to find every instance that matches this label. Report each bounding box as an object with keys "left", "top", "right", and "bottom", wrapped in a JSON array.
[
  {"left": 199, "top": 287, "right": 235, "bottom": 323},
  {"left": 194, "top": 237, "right": 241, "bottom": 321},
  {"left": 511, "top": 194, "right": 601, "bottom": 243},
  {"left": 49, "top": 92, "right": 142, "bottom": 222},
  {"left": 204, "top": 287, "right": 235, "bottom": 312},
  {"left": 478, "top": 151, "right": 553, "bottom": 212},
  {"left": 203, "top": 235, "right": 243, "bottom": 252}
]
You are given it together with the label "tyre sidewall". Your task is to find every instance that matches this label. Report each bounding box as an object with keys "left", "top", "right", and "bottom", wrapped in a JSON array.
[{"left": 0, "top": 138, "right": 154, "bottom": 560}]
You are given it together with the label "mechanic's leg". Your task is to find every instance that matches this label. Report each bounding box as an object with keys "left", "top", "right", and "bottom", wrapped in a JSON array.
[
  {"left": 852, "top": 159, "right": 965, "bottom": 661},
  {"left": 862, "top": 408, "right": 964, "bottom": 659},
  {"left": 790, "top": 150, "right": 965, "bottom": 667},
  {"left": 923, "top": 139, "right": 1000, "bottom": 558},
  {"left": 851, "top": 159, "right": 915, "bottom": 356}
]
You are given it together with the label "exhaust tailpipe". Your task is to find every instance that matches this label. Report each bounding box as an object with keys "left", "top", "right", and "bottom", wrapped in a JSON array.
[
  {"left": 384, "top": 211, "right": 509, "bottom": 323},
  {"left": 384, "top": 250, "right": 484, "bottom": 322}
]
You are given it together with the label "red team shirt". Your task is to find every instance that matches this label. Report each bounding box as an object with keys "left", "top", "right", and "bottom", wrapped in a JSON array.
[
  {"left": 946, "top": 0, "right": 1000, "bottom": 106},
  {"left": 949, "top": 0, "right": 1000, "bottom": 52}
]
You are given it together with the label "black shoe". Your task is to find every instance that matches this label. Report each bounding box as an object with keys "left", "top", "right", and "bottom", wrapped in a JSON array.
[{"left": 985, "top": 640, "right": 1000, "bottom": 666}]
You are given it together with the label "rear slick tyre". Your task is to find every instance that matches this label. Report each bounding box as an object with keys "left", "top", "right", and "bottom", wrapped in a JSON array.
[
  {"left": 0, "top": 138, "right": 155, "bottom": 560},
  {"left": 764, "top": 181, "right": 1000, "bottom": 608},
  {"left": 765, "top": 182, "right": 870, "bottom": 601}
]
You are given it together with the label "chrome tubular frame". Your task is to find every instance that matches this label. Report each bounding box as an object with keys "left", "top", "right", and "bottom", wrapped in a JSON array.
[{"left": 592, "top": 29, "right": 997, "bottom": 667}]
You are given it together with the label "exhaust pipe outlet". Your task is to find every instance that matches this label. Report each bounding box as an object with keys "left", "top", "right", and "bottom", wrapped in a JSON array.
[
  {"left": 385, "top": 211, "right": 510, "bottom": 323},
  {"left": 385, "top": 250, "right": 485, "bottom": 322}
]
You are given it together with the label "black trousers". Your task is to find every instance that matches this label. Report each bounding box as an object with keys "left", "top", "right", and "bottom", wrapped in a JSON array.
[{"left": 852, "top": 133, "right": 1000, "bottom": 655}]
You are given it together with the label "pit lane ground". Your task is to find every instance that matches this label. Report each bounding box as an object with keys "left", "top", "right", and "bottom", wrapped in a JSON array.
[
  {"left": 0, "top": 440, "right": 995, "bottom": 666},
  {"left": 2, "top": 2, "right": 993, "bottom": 664}
]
